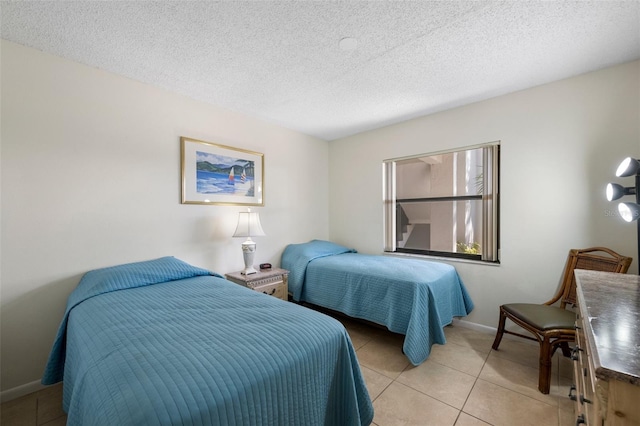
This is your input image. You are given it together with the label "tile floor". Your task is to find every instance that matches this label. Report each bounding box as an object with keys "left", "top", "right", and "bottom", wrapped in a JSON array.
[
  {"left": 1, "top": 382, "right": 66, "bottom": 426},
  {"left": 1, "top": 316, "right": 575, "bottom": 426},
  {"left": 338, "top": 316, "right": 575, "bottom": 426}
]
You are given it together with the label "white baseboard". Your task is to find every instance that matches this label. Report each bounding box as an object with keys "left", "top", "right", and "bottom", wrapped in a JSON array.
[
  {"left": 451, "top": 318, "right": 496, "bottom": 335},
  {"left": 1, "top": 379, "right": 46, "bottom": 403},
  {"left": 451, "top": 318, "right": 538, "bottom": 346}
]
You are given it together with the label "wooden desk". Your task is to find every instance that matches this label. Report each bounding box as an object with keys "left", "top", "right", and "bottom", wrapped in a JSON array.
[{"left": 573, "top": 270, "right": 640, "bottom": 426}]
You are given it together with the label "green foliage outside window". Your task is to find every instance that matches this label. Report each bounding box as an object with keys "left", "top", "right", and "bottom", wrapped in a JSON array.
[{"left": 456, "top": 241, "right": 481, "bottom": 254}]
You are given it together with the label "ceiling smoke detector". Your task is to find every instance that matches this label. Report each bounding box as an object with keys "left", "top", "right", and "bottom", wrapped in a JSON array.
[{"left": 339, "top": 37, "right": 358, "bottom": 51}]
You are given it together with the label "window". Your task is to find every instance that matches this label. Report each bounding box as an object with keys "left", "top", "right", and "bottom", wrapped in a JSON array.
[{"left": 383, "top": 142, "right": 500, "bottom": 263}]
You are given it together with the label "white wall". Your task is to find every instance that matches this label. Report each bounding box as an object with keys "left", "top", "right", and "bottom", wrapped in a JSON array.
[
  {"left": 329, "top": 60, "right": 640, "bottom": 329},
  {"left": 0, "top": 41, "right": 330, "bottom": 396}
]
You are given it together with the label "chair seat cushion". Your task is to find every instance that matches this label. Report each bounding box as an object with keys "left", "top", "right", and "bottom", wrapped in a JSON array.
[{"left": 502, "top": 303, "right": 576, "bottom": 330}]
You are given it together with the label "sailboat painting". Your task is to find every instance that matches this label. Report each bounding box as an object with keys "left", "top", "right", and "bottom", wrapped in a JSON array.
[
  {"left": 181, "top": 137, "right": 264, "bottom": 206},
  {"left": 196, "top": 151, "right": 255, "bottom": 197}
]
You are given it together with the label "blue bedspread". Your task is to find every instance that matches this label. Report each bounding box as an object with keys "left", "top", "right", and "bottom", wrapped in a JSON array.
[
  {"left": 282, "top": 240, "right": 474, "bottom": 365},
  {"left": 42, "top": 256, "right": 373, "bottom": 425}
]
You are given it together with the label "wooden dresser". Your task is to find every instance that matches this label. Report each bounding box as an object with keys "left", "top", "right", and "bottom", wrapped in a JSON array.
[{"left": 573, "top": 270, "right": 640, "bottom": 426}]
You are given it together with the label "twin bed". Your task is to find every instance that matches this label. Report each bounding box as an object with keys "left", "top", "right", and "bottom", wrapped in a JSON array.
[
  {"left": 42, "top": 256, "right": 373, "bottom": 425},
  {"left": 282, "top": 240, "right": 474, "bottom": 365},
  {"left": 43, "top": 242, "right": 473, "bottom": 424}
]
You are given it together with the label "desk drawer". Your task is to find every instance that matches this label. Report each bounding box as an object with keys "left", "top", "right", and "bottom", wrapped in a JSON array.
[{"left": 574, "top": 315, "right": 596, "bottom": 425}]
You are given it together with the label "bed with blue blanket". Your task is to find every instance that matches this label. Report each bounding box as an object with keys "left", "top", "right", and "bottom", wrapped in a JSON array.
[
  {"left": 42, "top": 256, "right": 373, "bottom": 426},
  {"left": 281, "top": 240, "right": 474, "bottom": 366}
]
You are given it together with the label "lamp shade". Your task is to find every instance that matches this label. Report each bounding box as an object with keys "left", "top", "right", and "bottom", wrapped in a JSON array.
[
  {"left": 618, "top": 202, "right": 640, "bottom": 223},
  {"left": 615, "top": 157, "right": 640, "bottom": 177},
  {"left": 606, "top": 183, "right": 636, "bottom": 201},
  {"left": 233, "top": 210, "right": 266, "bottom": 238}
]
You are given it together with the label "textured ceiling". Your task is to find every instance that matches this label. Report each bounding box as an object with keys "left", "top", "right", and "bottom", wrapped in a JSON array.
[{"left": 2, "top": 1, "right": 639, "bottom": 141}]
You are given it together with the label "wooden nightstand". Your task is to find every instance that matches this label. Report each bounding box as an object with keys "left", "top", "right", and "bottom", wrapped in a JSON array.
[{"left": 225, "top": 268, "right": 289, "bottom": 301}]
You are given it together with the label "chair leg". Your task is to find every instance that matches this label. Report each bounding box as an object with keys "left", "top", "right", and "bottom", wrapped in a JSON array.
[
  {"left": 559, "top": 342, "right": 571, "bottom": 358},
  {"left": 538, "top": 338, "right": 553, "bottom": 394},
  {"left": 492, "top": 308, "right": 507, "bottom": 350}
]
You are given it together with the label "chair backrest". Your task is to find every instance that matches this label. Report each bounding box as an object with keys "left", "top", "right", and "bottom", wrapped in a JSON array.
[{"left": 548, "top": 247, "right": 632, "bottom": 309}]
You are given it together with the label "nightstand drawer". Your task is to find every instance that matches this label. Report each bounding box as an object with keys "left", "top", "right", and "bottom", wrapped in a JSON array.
[{"left": 254, "top": 281, "right": 287, "bottom": 300}]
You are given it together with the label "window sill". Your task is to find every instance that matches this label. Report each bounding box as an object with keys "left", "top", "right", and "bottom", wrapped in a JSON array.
[{"left": 383, "top": 251, "right": 500, "bottom": 266}]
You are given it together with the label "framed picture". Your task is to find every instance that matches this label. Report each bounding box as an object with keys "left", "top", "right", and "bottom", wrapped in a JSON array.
[{"left": 181, "top": 137, "right": 264, "bottom": 206}]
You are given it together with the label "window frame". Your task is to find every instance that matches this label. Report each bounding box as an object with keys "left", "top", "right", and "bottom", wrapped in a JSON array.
[{"left": 383, "top": 142, "right": 500, "bottom": 264}]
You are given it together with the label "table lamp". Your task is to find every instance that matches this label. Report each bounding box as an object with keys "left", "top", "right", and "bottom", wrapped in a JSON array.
[{"left": 233, "top": 208, "right": 266, "bottom": 274}]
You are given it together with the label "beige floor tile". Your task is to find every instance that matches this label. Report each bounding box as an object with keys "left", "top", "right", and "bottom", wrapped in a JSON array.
[
  {"left": 455, "top": 412, "right": 491, "bottom": 426},
  {"left": 464, "top": 379, "right": 559, "bottom": 426},
  {"left": 0, "top": 393, "right": 37, "bottom": 426},
  {"left": 489, "top": 336, "right": 539, "bottom": 370},
  {"left": 36, "top": 383, "right": 65, "bottom": 425},
  {"left": 397, "top": 359, "right": 476, "bottom": 409},
  {"left": 373, "top": 382, "right": 459, "bottom": 426},
  {"left": 552, "top": 375, "right": 574, "bottom": 412},
  {"left": 360, "top": 366, "right": 393, "bottom": 401},
  {"left": 443, "top": 326, "right": 494, "bottom": 354},
  {"left": 41, "top": 416, "right": 68, "bottom": 426},
  {"left": 428, "top": 341, "right": 489, "bottom": 377},
  {"left": 479, "top": 352, "right": 558, "bottom": 406},
  {"left": 356, "top": 334, "right": 410, "bottom": 380},
  {"left": 556, "top": 352, "right": 574, "bottom": 379},
  {"left": 343, "top": 320, "right": 376, "bottom": 350}
]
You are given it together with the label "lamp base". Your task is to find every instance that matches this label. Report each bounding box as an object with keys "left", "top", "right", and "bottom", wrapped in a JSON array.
[
  {"left": 241, "top": 265, "right": 258, "bottom": 275},
  {"left": 240, "top": 239, "right": 258, "bottom": 275}
]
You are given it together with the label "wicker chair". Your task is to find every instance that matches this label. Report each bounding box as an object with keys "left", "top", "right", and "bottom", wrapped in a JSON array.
[{"left": 491, "top": 247, "right": 632, "bottom": 394}]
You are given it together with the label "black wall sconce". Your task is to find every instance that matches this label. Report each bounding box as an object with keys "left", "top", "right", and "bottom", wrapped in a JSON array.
[{"left": 606, "top": 157, "right": 640, "bottom": 273}]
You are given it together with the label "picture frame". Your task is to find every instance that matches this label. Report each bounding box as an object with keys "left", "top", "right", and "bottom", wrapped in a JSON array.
[{"left": 181, "top": 137, "right": 264, "bottom": 206}]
